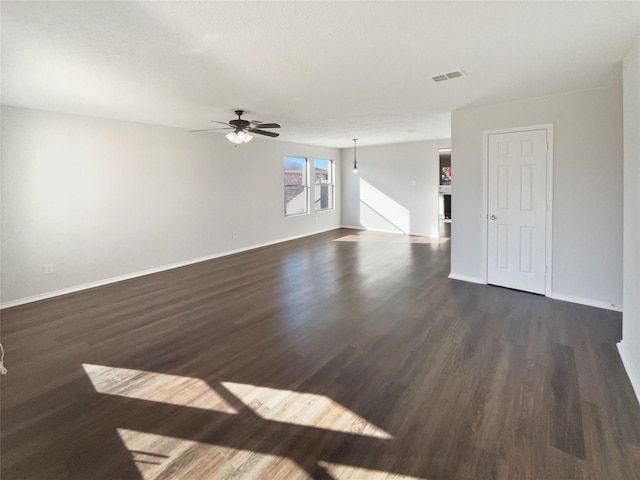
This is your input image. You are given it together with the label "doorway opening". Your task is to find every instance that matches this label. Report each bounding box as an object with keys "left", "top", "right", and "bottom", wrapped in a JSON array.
[{"left": 439, "top": 148, "right": 452, "bottom": 238}]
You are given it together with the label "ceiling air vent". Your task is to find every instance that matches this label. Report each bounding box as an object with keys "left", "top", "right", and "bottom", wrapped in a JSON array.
[{"left": 432, "top": 70, "right": 465, "bottom": 82}]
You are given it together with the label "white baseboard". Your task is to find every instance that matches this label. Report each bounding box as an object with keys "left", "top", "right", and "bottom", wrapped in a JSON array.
[
  {"left": 340, "top": 224, "right": 365, "bottom": 230},
  {"left": 1, "top": 227, "right": 340, "bottom": 310},
  {"left": 618, "top": 342, "right": 640, "bottom": 404},
  {"left": 448, "top": 273, "right": 485, "bottom": 284},
  {"left": 548, "top": 292, "right": 622, "bottom": 312}
]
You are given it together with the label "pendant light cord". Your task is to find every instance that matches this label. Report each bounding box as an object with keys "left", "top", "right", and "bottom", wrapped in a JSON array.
[{"left": 352, "top": 138, "right": 358, "bottom": 173}]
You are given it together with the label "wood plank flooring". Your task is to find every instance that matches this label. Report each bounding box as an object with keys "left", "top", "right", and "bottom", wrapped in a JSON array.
[{"left": 1, "top": 228, "right": 639, "bottom": 480}]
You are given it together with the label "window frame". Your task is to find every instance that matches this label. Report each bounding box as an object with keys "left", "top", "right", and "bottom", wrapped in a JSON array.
[
  {"left": 313, "top": 159, "right": 335, "bottom": 212},
  {"left": 283, "top": 156, "right": 310, "bottom": 216}
]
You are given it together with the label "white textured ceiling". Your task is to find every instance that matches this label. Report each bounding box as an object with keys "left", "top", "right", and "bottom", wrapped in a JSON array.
[{"left": 2, "top": 1, "right": 639, "bottom": 148}]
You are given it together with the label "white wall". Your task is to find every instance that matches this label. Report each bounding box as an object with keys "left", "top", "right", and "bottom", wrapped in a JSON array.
[
  {"left": 620, "top": 34, "right": 640, "bottom": 400},
  {"left": 451, "top": 86, "right": 623, "bottom": 309},
  {"left": 0, "top": 106, "right": 341, "bottom": 305},
  {"left": 341, "top": 140, "right": 440, "bottom": 237}
]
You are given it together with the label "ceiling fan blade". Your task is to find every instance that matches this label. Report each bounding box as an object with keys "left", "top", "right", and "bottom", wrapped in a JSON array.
[
  {"left": 254, "top": 123, "right": 280, "bottom": 129},
  {"left": 189, "top": 127, "right": 233, "bottom": 133},
  {"left": 249, "top": 129, "right": 279, "bottom": 137},
  {"left": 210, "top": 121, "right": 232, "bottom": 126}
]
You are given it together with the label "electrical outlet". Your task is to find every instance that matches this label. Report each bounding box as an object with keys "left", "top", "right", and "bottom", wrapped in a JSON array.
[
  {"left": 232, "top": 231, "right": 239, "bottom": 239},
  {"left": 43, "top": 264, "right": 54, "bottom": 274}
]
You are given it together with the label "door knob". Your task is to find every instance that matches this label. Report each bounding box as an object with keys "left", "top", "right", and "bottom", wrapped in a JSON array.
[{"left": 490, "top": 214, "right": 497, "bottom": 220}]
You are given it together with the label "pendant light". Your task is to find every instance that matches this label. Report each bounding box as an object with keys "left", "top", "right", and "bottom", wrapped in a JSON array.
[{"left": 352, "top": 139, "right": 359, "bottom": 174}]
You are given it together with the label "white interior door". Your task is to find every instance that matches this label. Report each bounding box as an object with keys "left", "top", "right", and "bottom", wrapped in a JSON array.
[{"left": 487, "top": 129, "right": 548, "bottom": 294}]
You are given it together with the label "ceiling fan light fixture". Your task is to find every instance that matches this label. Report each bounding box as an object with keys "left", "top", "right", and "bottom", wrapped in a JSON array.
[{"left": 226, "top": 130, "right": 253, "bottom": 144}]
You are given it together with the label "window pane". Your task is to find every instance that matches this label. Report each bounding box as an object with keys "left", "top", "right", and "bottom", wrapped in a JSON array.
[
  {"left": 285, "top": 185, "right": 308, "bottom": 215},
  {"left": 314, "top": 185, "right": 334, "bottom": 211},
  {"left": 314, "top": 159, "right": 331, "bottom": 185},
  {"left": 284, "top": 156, "right": 308, "bottom": 216},
  {"left": 284, "top": 156, "right": 307, "bottom": 185},
  {"left": 314, "top": 159, "right": 334, "bottom": 210}
]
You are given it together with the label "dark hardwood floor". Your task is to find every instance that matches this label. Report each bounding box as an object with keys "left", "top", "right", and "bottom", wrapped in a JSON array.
[{"left": 1, "top": 228, "right": 639, "bottom": 480}]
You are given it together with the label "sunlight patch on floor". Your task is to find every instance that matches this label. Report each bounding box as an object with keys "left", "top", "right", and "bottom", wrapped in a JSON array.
[
  {"left": 221, "top": 381, "right": 393, "bottom": 439},
  {"left": 319, "top": 461, "right": 429, "bottom": 479},
  {"left": 83, "top": 364, "right": 237, "bottom": 413},
  {"left": 117, "top": 428, "right": 308, "bottom": 480},
  {"left": 334, "top": 234, "right": 449, "bottom": 244},
  {"left": 397, "top": 236, "right": 449, "bottom": 244}
]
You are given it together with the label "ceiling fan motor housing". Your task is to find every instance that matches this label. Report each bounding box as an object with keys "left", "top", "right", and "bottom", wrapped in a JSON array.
[
  {"left": 230, "top": 110, "right": 250, "bottom": 129},
  {"left": 230, "top": 119, "right": 250, "bottom": 129}
]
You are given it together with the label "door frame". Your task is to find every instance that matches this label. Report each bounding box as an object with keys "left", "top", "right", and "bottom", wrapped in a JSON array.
[{"left": 481, "top": 124, "right": 554, "bottom": 296}]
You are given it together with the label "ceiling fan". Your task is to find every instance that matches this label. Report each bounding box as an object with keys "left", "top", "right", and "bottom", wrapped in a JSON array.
[{"left": 190, "top": 110, "right": 280, "bottom": 144}]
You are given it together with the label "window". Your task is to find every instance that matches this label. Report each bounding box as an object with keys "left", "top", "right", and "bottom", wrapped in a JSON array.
[
  {"left": 314, "top": 159, "right": 334, "bottom": 211},
  {"left": 284, "top": 156, "right": 309, "bottom": 216}
]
